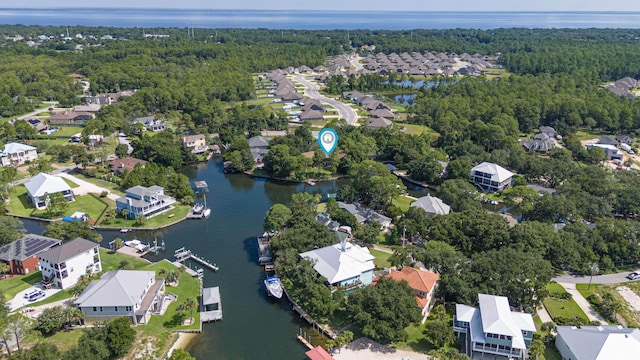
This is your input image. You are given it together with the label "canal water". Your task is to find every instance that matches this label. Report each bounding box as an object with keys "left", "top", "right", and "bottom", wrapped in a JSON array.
[{"left": 22, "top": 158, "right": 346, "bottom": 360}]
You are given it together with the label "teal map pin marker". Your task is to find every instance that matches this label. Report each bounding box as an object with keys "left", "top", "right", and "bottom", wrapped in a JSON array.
[{"left": 318, "top": 128, "right": 338, "bottom": 155}]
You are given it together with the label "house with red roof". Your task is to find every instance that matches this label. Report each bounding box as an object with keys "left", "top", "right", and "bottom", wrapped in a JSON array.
[
  {"left": 305, "top": 346, "right": 334, "bottom": 360},
  {"left": 375, "top": 267, "right": 439, "bottom": 322}
]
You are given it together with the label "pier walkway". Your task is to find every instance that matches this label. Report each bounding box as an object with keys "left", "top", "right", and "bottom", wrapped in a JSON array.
[{"left": 174, "top": 248, "right": 219, "bottom": 272}]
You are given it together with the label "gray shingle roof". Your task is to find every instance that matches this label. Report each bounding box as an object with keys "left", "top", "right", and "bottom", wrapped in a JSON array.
[
  {"left": 39, "top": 237, "right": 97, "bottom": 264},
  {"left": 202, "top": 286, "right": 221, "bottom": 306},
  {"left": 411, "top": 195, "right": 451, "bottom": 215},
  {"left": 0, "top": 234, "right": 62, "bottom": 262}
]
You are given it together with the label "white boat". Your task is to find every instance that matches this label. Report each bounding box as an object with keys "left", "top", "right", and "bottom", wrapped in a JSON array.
[
  {"left": 264, "top": 276, "right": 283, "bottom": 299},
  {"left": 120, "top": 228, "right": 130, "bottom": 233},
  {"left": 202, "top": 208, "right": 211, "bottom": 218},
  {"left": 192, "top": 204, "right": 204, "bottom": 213},
  {"left": 124, "top": 239, "right": 149, "bottom": 253}
]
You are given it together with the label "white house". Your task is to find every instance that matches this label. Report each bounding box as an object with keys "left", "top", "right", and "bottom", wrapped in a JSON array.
[
  {"left": 300, "top": 240, "right": 375, "bottom": 293},
  {"left": 0, "top": 142, "right": 38, "bottom": 167},
  {"left": 39, "top": 237, "right": 101, "bottom": 289},
  {"left": 24, "top": 173, "right": 74, "bottom": 210},
  {"left": 453, "top": 293, "right": 535, "bottom": 359},
  {"left": 74, "top": 270, "right": 165, "bottom": 325},
  {"left": 470, "top": 162, "right": 514, "bottom": 192},
  {"left": 115, "top": 185, "right": 176, "bottom": 219},
  {"left": 410, "top": 195, "right": 451, "bottom": 216},
  {"left": 555, "top": 325, "right": 640, "bottom": 360}
]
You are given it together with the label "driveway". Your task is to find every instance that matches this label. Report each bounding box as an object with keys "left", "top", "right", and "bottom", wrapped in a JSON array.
[
  {"left": 556, "top": 282, "right": 608, "bottom": 324},
  {"left": 293, "top": 75, "right": 359, "bottom": 126},
  {"left": 8, "top": 285, "right": 62, "bottom": 312},
  {"left": 15, "top": 102, "right": 59, "bottom": 121},
  {"left": 55, "top": 172, "right": 120, "bottom": 201},
  {"left": 349, "top": 54, "right": 364, "bottom": 71}
]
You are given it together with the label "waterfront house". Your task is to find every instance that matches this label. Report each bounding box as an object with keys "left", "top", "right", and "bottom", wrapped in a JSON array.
[
  {"left": 374, "top": 267, "right": 439, "bottom": 322},
  {"left": 336, "top": 201, "right": 392, "bottom": 229},
  {"left": 453, "top": 293, "right": 535, "bottom": 359},
  {"left": 410, "top": 195, "right": 451, "bottom": 216},
  {"left": 24, "top": 173, "right": 74, "bottom": 210},
  {"left": 0, "top": 234, "right": 62, "bottom": 275},
  {"left": 131, "top": 116, "right": 167, "bottom": 132},
  {"left": 115, "top": 185, "right": 176, "bottom": 219},
  {"left": 49, "top": 110, "right": 95, "bottom": 126},
  {"left": 306, "top": 346, "right": 335, "bottom": 360},
  {"left": 315, "top": 212, "right": 341, "bottom": 232},
  {"left": 0, "top": 142, "right": 38, "bottom": 167},
  {"left": 181, "top": 134, "right": 208, "bottom": 154},
  {"left": 300, "top": 240, "right": 375, "bottom": 292},
  {"left": 470, "top": 162, "right": 514, "bottom": 192},
  {"left": 108, "top": 157, "right": 147, "bottom": 176},
  {"left": 248, "top": 136, "right": 271, "bottom": 163},
  {"left": 555, "top": 325, "right": 640, "bottom": 360},
  {"left": 39, "top": 237, "right": 101, "bottom": 289},
  {"left": 74, "top": 270, "right": 165, "bottom": 325}
]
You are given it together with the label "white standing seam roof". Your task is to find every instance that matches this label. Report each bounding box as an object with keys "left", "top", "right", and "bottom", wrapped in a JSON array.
[
  {"left": 74, "top": 270, "right": 155, "bottom": 308},
  {"left": 471, "top": 162, "right": 514, "bottom": 183},
  {"left": 455, "top": 303, "right": 477, "bottom": 322},
  {"left": 557, "top": 326, "right": 640, "bottom": 360},
  {"left": 410, "top": 195, "right": 451, "bottom": 215},
  {"left": 300, "top": 242, "right": 375, "bottom": 284},
  {"left": 24, "top": 173, "right": 72, "bottom": 198},
  {"left": 1, "top": 142, "right": 36, "bottom": 156},
  {"left": 470, "top": 293, "right": 533, "bottom": 350}
]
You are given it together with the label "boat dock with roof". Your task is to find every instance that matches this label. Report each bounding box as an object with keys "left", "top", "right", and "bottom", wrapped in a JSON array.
[{"left": 201, "top": 286, "right": 222, "bottom": 322}]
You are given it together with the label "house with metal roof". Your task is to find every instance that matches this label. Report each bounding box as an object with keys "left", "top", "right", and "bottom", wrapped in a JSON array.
[
  {"left": 74, "top": 270, "right": 165, "bottom": 325},
  {"left": 0, "top": 234, "right": 61, "bottom": 275},
  {"left": 555, "top": 325, "right": 640, "bottom": 360},
  {"left": 453, "top": 294, "right": 535, "bottom": 359},
  {"left": 300, "top": 240, "right": 375, "bottom": 292},
  {"left": 0, "top": 142, "right": 38, "bottom": 167},
  {"left": 39, "top": 237, "right": 101, "bottom": 289},
  {"left": 24, "top": 173, "right": 74, "bottom": 210},
  {"left": 115, "top": 185, "right": 176, "bottom": 219},
  {"left": 410, "top": 195, "right": 451, "bottom": 216},
  {"left": 470, "top": 162, "right": 514, "bottom": 192},
  {"left": 131, "top": 116, "right": 166, "bottom": 132}
]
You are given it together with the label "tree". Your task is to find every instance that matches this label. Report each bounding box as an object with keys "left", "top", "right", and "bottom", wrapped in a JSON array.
[
  {"left": 334, "top": 330, "right": 354, "bottom": 353},
  {"left": 503, "top": 185, "right": 539, "bottom": 215},
  {"left": 354, "top": 221, "right": 380, "bottom": 245},
  {"left": 347, "top": 277, "right": 421, "bottom": 342},
  {"left": 113, "top": 237, "right": 124, "bottom": 250},
  {"left": 289, "top": 192, "right": 321, "bottom": 226},
  {"left": 106, "top": 317, "right": 136, "bottom": 357},
  {"left": 115, "top": 143, "right": 129, "bottom": 158},
  {"left": 6, "top": 313, "right": 36, "bottom": 352},
  {"left": 62, "top": 306, "right": 84, "bottom": 328},
  {"left": 168, "top": 349, "right": 196, "bottom": 360},
  {"left": 263, "top": 144, "right": 299, "bottom": 178},
  {"left": 36, "top": 306, "right": 65, "bottom": 335},
  {"left": 43, "top": 221, "right": 102, "bottom": 242},
  {"left": 177, "top": 298, "right": 198, "bottom": 324},
  {"left": 529, "top": 339, "right": 546, "bottom": 360},
  {"left": 588, "top": 261, "right": 599, "bottom": 290},
  {"left": 46, "top": 192, "right": 68, "bottom": 217},
  {"left": 263, "top": 204, "right": 291, "bottom": 232},
  {"left": 0, "top": 216, "right": 25, "bottom": 245},
  {"left": 428, "top": 347, "right": 468, "bottom": 360},
  {"left": 424, "top": 305, "right": 456, "bottom": 348},
  {"left": 12, "top": 342, "right": 60, "bottom": 360}
]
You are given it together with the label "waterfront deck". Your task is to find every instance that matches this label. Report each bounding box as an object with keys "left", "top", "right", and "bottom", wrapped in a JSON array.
[
  {"left": 174, "top": 247, "right": 219, "bottom": 272},
  {"left": 257, "top": 234, "right": 272, "bottom": 264}
]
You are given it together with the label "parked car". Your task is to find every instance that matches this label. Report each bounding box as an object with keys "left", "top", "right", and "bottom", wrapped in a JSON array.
[
  {"left": 27, "top": 290, "right": 45, "bottom": 302},
  {"left": 627, "top": 272, "right": 640, "bottom": 280},
  {"left": 23, "top": 289, "right": 40, "bottom": 299}
]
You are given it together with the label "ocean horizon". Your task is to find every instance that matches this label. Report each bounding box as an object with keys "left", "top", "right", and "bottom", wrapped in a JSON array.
[{"left": 2, "top": 8, "right": 640, "bottom": 30}]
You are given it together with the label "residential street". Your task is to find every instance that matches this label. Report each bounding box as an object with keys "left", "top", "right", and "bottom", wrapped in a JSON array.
[
  {"left": 293, "top": 75, "right": 359, "bottom": 126},
  {"left": 15, "top": 101, "right": 59, "bottom": 121},
  {"left": 553, "top": 271, "right": 638, "bottom": 284}
]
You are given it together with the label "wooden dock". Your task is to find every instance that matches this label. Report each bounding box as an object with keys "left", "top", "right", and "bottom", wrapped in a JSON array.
[
  {"left": 297, "top": 335, "right": 314, "bottom": 350},
  {"left": 257, "top": 234, "right": 272, "bottom": 265},
  {"left": 174, "top": 248, "right": 219, "bottom": 272}
]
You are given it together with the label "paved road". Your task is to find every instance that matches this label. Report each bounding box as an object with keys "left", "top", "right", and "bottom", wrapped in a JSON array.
[
  {"left": 349, "top": 55, "right": 364, "bottom": 71},
  {"left": 553, "top": 271, "right": 637, "bottom": 284},
  {"left": 293, "top": 75, "right": 359, "bottom": 126},
  {"left": 15, "top": 102, "right": 59, "bottom": 121}
]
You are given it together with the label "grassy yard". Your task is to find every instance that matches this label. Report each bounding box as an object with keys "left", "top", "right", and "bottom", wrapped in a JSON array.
[
  {"left": 573, "top": 130, "right": 611, "bottom": 141},
  {"left": 7, "top": 185, "right": 109, "bottom": 220},
  {"left": 62, "top": 178, "right": 79, "bottom": 188},
  {"left": 398, "top": 123, "right": 440, "bottom": 137},
  {"left": 67, "top": 170, "right": 125, "bottom": 195},
  {"left": 393, "top": 322, "right": 433, "bottom": 353},
  {"left": 543, "top": 283, "right": 589, "bottom": 323},
  {"left": 100, "top": 248, "right": 151, "bottom": 272},
  {"left": 369, "top": 249, "right": 393, "bottom": 269},
  {"left": 582, "top": 283, "right": 640, "bottom": 327},
  {"left": 100, "top": 204, "right": 190, "bottom": 228},
  {"left": 42, "top": 328, "right": 84, "bottom": 352},
  {"left": 0, "top": 272, "right": 42, "bottom": 300},
  {"left": 392, "top": 195, "right": 415, "bottom": 213},
  {"left": 49, "top": 126, "right": 83, "bottom": 137}
]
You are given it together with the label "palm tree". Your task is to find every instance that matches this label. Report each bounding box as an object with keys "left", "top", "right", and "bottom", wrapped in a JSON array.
[
  {"left": 121, "top": 209, "right": 129, "bottom": 228},
  {"left": 183, "top": 298, "right": 198, "bottom": 324},
  {"left": 165, "top": 270, "right": 179, "bottom": 285},
  {"left": 113, "top": 237, "right": 124, "bottom": 250},
  {"left": 529, "top": 339, "right": 545, "bottom": 360},
  {"left": 588, "top": 261, "right": 599, "bottom": 289},
  {"left": 0, "top": 263, "right": 10, "bottom": 278},
  {"left": 62, "top": 307, "right": 84, "bottom": 328}
]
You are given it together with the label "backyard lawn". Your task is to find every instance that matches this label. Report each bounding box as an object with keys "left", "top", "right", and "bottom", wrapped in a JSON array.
[
  {"left": 398, "top": 123, "right": 440, "bottom": 137},
  {"left": 42, "top": 328, "right": 84, "bottom": 353},
  {"left": 100, "top": 204, "right": 190, "bottom": 228},
  {"left": 0, "top": 272, "right": 42, "bottom": 300},
  {"left": 369, "top": 249, "right": 393, "bottom": 269},
  {"left": 392, "top": 195, "right": 415, "bottom": 213},
  {"left": 7, "top": 185, "right": 109, "bottom": 220},
  {"left": 48, "top": 126, "right": 83, "bottom": 137},
  {"left": 393, "top": 322, "right": 433, "bottom": 353},
  {"left": 543, "top": 283, "right": 589, "bottom": 323}
]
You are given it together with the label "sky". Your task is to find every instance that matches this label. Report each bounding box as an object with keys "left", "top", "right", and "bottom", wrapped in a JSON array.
[{"left": 8, "top": 0, "right": 640, "bottom": 12}]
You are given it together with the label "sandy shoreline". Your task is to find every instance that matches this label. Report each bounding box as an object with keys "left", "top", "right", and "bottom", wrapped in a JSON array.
[
  {"left": 332, "top": 338, "right": 432, "bottom": 360},
  {"left": 167, "top": 332, "right": 198, "bottom": 357}
]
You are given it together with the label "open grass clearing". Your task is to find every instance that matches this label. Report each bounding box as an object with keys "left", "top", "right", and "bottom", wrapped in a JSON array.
[
  {"left": 398, "top": 123, "right": 440, "bottom": 137},
  {"left": 0, "top": 272, "right": 42, "bottom": 301},
  {"left": 393, "top": 321, "right": 433, "bottom": 353},
  {"left": 48, "top": 126, "right": 83, "bottom": 137},
  {"left": 100, "top": 204, "right": 190, "bottom": 229},
  {"left": 543, "top": 283, "right": 589, "bottom": 323},
  {"left": 392, "top": 195, "right": 415, "bottom": 213},
  {"left": 42, "top": 328, "right": 84, "bottom": 353},
  {"left": 369, "top": 248, "right": 393, "bottom": 269},
  {"left": 67, "top": 170, "right": 125, "bottom": 195}
]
